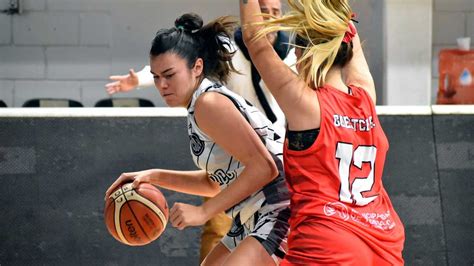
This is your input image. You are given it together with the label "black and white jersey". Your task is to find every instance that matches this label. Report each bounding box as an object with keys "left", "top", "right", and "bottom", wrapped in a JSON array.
[{"left": 187, "top": 78, "right": 289, "bottom": 223}]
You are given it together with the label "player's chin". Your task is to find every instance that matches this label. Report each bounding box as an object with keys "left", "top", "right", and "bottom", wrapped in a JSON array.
[{"left": 163, "top": 99, "right": 181, "bottom": 108}]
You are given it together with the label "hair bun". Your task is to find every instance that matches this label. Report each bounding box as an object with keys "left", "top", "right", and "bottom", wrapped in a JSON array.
[{"left": 175, "top": 13, "right": 203, "bottom": 32}]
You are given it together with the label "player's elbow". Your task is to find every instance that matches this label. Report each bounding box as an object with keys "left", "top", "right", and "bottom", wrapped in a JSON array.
[
  {"left": 257, "top": 156, "right": 279, "bottom": 185},
  {"left": 204, "top": 178, "right": 221, "bottom": 197}
]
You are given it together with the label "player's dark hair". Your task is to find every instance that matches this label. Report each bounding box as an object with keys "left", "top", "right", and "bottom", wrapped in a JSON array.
[{"left": 150, "top": 13, "right": 238, "bottom": 84}]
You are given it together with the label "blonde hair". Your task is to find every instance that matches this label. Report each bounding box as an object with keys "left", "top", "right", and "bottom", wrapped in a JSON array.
[{"left": 253, "top": 0, "right": 353, "bottom": 87}]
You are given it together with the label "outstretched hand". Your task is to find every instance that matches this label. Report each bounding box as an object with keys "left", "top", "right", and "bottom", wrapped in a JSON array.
[
  {"left": 169, "top": 203, "right": 209, "bottom": 230},
  {"left": 105, "top": 69, "right": 139, "bottom": 95}
]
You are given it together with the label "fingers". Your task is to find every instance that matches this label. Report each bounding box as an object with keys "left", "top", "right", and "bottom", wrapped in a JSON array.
[
  {"left": 104, "top": 172, "right": 137, "bottom": 200},
  {"left": 105, "top": 87, "right": 119, "bottom": 95},
  {"left": 170, "top": 203, "right": 186, "bottom": 230},
  {"left": 129, "top": 69, "right": 137, "bottom": 77},
  {"left": 105, "top": 81, "right": 119, "bottom": 87},
  {"left": 131, "top": 174, "right": 150, "bottom": 189},
  {"left": 169, "top": 203, "right": 181, "bottom": 225},
  {"left": 105, "top": 81, "right": 121, "bottom": 95},
  {"left": 105, "top": 73, "right": 129, "bottom": 95},
  {"left": 109, "top": 75, "right": 126, "bottom": 80}
]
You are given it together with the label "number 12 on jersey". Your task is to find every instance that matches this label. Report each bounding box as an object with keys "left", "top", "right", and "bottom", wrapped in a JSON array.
[{"left": 335, "top": 142, "right": 378, "bottom": 206}]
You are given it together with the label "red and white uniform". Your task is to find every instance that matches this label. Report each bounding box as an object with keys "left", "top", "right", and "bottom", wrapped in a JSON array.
[{"left": 282, "top": 85, "right": 405, "bottom": 265}]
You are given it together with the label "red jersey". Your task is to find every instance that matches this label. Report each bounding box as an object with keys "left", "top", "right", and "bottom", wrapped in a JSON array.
[{"left": 283, "top": 85, "right": 405, "bottom": 265}]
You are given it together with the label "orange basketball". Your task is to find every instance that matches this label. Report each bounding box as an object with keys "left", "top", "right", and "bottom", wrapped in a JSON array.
[{"left": 104, "top": 182, "right": 169, "bottom": 246}]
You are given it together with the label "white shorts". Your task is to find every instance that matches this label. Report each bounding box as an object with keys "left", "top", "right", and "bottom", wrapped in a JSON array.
[{"left": 221, "top": 201, "right": 290, "bottom": 263}]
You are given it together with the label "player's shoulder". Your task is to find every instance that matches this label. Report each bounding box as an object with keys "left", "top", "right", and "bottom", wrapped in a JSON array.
[{"left": 195, "top": 89, "right": 234, "bottom": 114}]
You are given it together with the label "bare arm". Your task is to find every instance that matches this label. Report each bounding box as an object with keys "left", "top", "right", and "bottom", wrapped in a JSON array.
[
  {"left": 105, "top": 168, "right": 220, "bottom": 199},
  {"left": 147, "top": 169, "right": 220, "bottom": 196},
  {"left": 342, "top": 33, "right": 376, "bottom": 103},
  {"left": 194, "top": 92, "right": 278, "bottom": 221},
  {"left": 239, "top": 0, "right": 320, "bottom": 130}
]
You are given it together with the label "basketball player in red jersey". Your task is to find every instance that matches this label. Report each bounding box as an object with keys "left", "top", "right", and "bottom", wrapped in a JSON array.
[{"left": 240, "top": 0, "right": 405, "bottom": 265}]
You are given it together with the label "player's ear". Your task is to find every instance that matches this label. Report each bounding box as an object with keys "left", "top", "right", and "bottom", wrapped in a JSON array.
[{"left": 192, "top": 58, "right": 204, "bottom": 77}]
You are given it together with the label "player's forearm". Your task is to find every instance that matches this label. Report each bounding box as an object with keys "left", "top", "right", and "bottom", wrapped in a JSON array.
[
  {"left": 239, "top": 0, "right": 265, "bottom": 45},
  {"left": 152, "top": 169, "right": 220, "bottom": 197}
]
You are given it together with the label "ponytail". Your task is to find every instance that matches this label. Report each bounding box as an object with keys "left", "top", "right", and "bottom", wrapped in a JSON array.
[
  {"left": 150, "top": 13, "right": 238, "bottom": 84},
  {"left": 253, "top": 0, "right": 354, "bottom": 87}
]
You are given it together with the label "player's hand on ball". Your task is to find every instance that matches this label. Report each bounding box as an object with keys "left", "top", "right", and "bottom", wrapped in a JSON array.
[
  {"left": 105, "top": 169, "right": 158, "bottom": 200},
  {"left": 169, "top": 203, "right": 208, "bottom": 230}
]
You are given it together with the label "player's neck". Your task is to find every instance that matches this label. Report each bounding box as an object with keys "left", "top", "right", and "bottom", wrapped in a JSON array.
[{"left": 324, "top": 67, "right": 346, "bottom": 93}]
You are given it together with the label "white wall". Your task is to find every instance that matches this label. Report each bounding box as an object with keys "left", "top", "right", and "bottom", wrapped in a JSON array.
[
  {"left": 432, "top": 0, "right": 474, "bottom": 103},
  {"left": 351, "top": 0, "right": 385, "bottom": 105},
  {"left": 385, "top": 0, "right": 433, "bottom": 105},
  {"left": 1, "top": 0, "right": 470, "bottom": 107},
  {"left": 0, "top": 0, "right": 240, "bottom": 107},
  {"left": 384, "top": 0, "right": 474, "bottom": 105}
]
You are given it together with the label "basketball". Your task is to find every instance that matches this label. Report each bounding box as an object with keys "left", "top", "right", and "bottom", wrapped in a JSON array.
[{"left": 104, "top": 182, "right": 169, "bottom": 246}]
